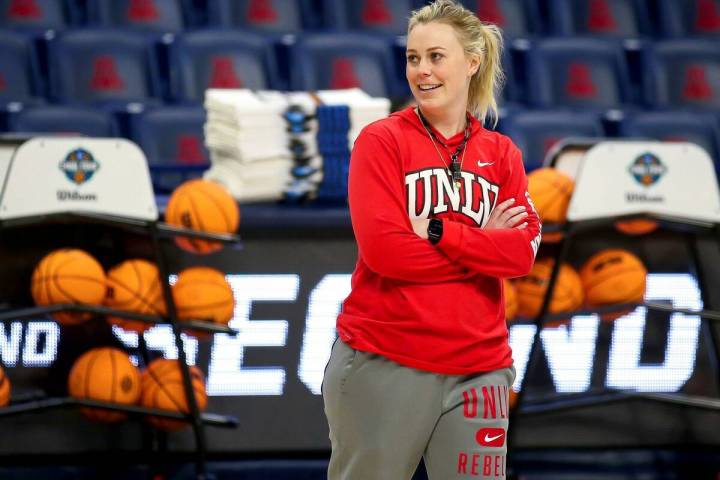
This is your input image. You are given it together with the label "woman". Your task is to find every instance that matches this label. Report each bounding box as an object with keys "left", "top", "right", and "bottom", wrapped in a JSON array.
[{"left": 322, "top": 1, "right": 541, "bottom": 479}]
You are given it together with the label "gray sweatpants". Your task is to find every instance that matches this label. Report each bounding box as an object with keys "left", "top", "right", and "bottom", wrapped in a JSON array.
[{"left": 323, "top": 339, "right": 516, "bottom": 480}]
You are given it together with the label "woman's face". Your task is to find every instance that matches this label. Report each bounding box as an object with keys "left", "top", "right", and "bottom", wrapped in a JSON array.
[{"left": 406, "top": 21, "right": 480, "bottom": 116}]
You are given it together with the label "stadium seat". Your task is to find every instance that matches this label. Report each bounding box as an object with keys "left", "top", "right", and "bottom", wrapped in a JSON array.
[
  {"left": 499, "top": 42, "right": 520, "bottom": 105},
  {"left": 0, "top": 0, "right": 77, "bottom": 30},
  {"left": 323, "top": 0, "right": 414, "bottom": 35},
  {"left": 8, "top": 105, "right": 118, "bottom": 136},
  {"left": 128, "top": 105, "right": 208, "bottom": 192},
  {"left": 206, "top": 0, "right": 316, "bottom": 32},
  {"left": 290, "top": 33, "right": 398, "bottom": 98},
  {"left": 657, "top": 0, "right": 720, "bottom": 38},
  {"left": 168, "top": 30, "right": 280, "bottom": 103},
  {"left": 642, "top": 40, "right": 720, "bottom": 111},
  {"left": 498, "top": 110, "right": 605, "bottom": 170},
  {"left": 524, "top": 38, "right": 634, "bottom": 109},
  {"left": 46, "top": 29, "right": 163, "bottom": 106},
  {"left": 458, "top": 0, "right": 542, "bottom": 38},
  {"left": 85, "top": 0, "right": 192, "bottom": 32},
  {"left": 0, "top": 29, "right": 43, "bottom": 106},
  {"left": 548, "top": 0, "right": 651, "bottom": 37},
  {"left": 618, "top": 111, "right": 720, "bottom": 164}
]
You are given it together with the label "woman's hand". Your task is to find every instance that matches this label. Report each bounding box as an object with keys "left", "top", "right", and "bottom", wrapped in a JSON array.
[
  {"left": 411, "top": 218, "right": 430, "bottom": 239},
  {"left": 485, "top": 198, "right": 528, "bottom": 230}
]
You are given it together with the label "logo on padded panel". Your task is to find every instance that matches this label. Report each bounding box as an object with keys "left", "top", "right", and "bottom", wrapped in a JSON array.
[
  {"left": 628, "top": 153, "right": 666, "bottom": 186},
  {"left": 59, "top": 148, "right": 100, "bottom": 185}
]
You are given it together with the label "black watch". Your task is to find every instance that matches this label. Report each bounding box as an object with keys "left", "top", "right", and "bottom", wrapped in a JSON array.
[{"left": 427, "top": 218, "right": 443, "bottom": 245}]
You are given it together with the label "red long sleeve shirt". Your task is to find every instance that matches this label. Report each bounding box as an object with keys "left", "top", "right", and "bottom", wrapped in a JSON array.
[{"left": 337, "top": 106, "right": 541, "bottom": 375}]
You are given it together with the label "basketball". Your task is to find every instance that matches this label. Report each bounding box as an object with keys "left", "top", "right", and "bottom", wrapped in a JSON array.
[
  {"left": 105, "top": 259, "right": 167, "bottom": 333},
  {"left": 140, "top": 358, "right": 207, "bottom": 431},
  {"left": 67, "top": 347, "right": 141, "bottom": 423},
  {"left": 527, "top": 168, "right": 574, "bottom": 243},
  {"left": 615, "top": 219, "right": 659, "bottom": 236},
  {"left": 515, "top": 258, "right": 584, "bottom": 321},
  {"left": 165, "top": 179, "right": 240, "bottom": 254},
  {"left": 509, "top": 388, "right": 518, "bottom": 411},
  {"left": 172, "top": 267, "right": 235, "bottom": 325},
  {"left": 0, "top": 364, "right": 10, "bottom": 407},
  {"left": 30, "top": 249, "right": 107, "bottom": 325},
  {"left": 504, "top": 279, "right": 518, "bottom": 322},
  {"left": 580, "top": 249, "right": 647, "bottom": 308}
]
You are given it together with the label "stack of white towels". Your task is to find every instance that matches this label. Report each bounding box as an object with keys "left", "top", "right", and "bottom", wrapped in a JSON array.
[{"left": 202, "top": 88, "right": 390, "bottom": 203}]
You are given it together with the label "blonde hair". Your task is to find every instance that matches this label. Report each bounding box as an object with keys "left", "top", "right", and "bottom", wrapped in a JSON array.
[{"left": 408, "top": 0, "right": 504, "bottom": 125}]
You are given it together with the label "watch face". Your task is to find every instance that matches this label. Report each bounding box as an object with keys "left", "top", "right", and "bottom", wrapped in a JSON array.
[{"left": 428, "top": 219, "right": 442, "bottom": 243}]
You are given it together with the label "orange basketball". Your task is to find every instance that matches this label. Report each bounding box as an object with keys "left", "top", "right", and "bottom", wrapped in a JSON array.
[
  {"left": 509, "top": 388, "right": 519, "bottom": 411},
  {"left": 615, "top": 219, "right": 659, "bottom": 236},
  {"left": 31, "top": 249, "right": 107, "bottom": 325},
  {"left": 0, "top": 364, "right": 10, "bottom": 407},
  {"left": 172, "top": 267, "right": 235, "bottom": 325},
  {"left": 140, "top": 358, "right": 207, "bottom": 431},
  {"left": 580, "top": 249, "right": 647, "bottom": 309},
  {"left": 504, "top": 279, "right": 518, "bottom": 322},
  {"left": 527, "top": 168, "right": 574, "bottom": 243},
  {"left": 67, "top": 347, "right": 141, "bottom": 422},
  {"left": 165, "top": 179, "right": 240, "bottom": 254},
  {"left": 515, "top": 259, "right": 583, "bottom": 322},
  {"left": 105, "top": 259, "right": 167, "bottom": 333}
]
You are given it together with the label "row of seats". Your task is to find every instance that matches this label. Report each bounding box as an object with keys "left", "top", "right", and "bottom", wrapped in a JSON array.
[
  {"left": 500, "top": 109, "right": 720, "bottom": 170},
  {"left": 5, "top": 105, "right": 718, "bottom": 189},
  {"left": 1, "top": 0, "right": 719, "bottom": 39},
  {"left": 1, "top": 29, "right": 719, "bottom": 112}
]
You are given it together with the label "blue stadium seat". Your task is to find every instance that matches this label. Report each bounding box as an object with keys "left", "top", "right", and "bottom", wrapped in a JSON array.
[
  {"left": 0, "top": 0, "right": 77, "bottom": 30},
  {"left": 548, "top": 0, "right": 651, "bottom": 37},
  {"left": 128, "top": 105, "right": 208, "bottom": 192},
  {"left": 206, "top": 0, "right": 316, "bottom": 32},
  {"left": 524, "top": 38, "right": 634, "bottom": 109},
  {"left": 618, "top": 111, "right": 720, "bottom": 163},
  {"left": 47, "top": 29, "right": 163, "bottom": 106},
  {"left": 85, "top": 0, "right": 192, "bottom": 32},
  {"left": 499, "top": 110, "right": 605, "bottom": 170},
  {"left": 8, "top": 105, "right": 118, "bottom": 136},
  {"left": 0, "top": 30, "right": 43, "bottom": 106},
  {"left": 290, "top": 33, "right": 398, "bottom": 98},
  {"left": 323, "top": 0, "right": 414, "bottom": 35},
  {"left": 498, "top": 42, "right": 518, "bottom": 106},
  {"left": 642, "top": 40, "right": 720, "bottom": 111},
  {"left": 657, "top": 0, "right": 720, "bottom": 38},
  {"left": 458, "top": 0, "right": 542, "bottom": 38},
  {"left": 169, "top": 30, "right": 279, "bottom": 103}
]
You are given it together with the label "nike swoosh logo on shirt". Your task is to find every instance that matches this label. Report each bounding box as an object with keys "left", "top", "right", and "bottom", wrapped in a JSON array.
[
  {"left": 484, "top": 433, "right": 504, "bottom": 443},
  {"left": 477, "top": 161, "right": 495, "bottom": 167}
]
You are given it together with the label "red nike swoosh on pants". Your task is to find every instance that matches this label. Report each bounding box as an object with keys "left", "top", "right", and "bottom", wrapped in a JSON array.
[{"left": 476, "top": 427, "right": 506, "bottom": 447}]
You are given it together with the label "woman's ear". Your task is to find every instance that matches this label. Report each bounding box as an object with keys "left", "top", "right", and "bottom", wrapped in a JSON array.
[{"left": 468, "top": 54, "right": 481, "bottom": 77}]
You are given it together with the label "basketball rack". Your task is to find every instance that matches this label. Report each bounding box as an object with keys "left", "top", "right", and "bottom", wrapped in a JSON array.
[
  {"left": 0, "top": 136, "right": 241, "bottom": 480},
  {"left": 509, "top": 139, "right": 720, "bottom": 448}
]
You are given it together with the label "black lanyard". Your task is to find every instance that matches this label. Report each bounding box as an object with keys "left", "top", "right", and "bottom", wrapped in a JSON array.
[{"left": 417, "top": 108, "right": 472, "bottom": 183}]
